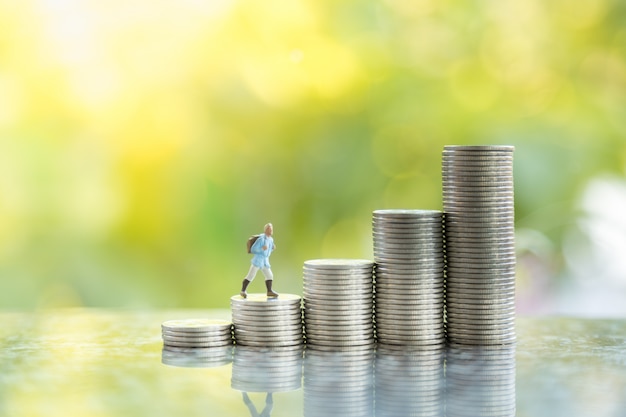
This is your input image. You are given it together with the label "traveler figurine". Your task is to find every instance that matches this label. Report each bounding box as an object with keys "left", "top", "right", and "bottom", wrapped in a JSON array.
[{"left": 241, "top": 223, "right": 279, "bottom": 298}]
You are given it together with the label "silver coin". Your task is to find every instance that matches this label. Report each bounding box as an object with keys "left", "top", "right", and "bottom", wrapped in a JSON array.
[
  {"left": 234, "top": 337, "right": 303, "bottom": 346},
  {"left": 442, "top": 182, "right": 514, "bottom": 190},
  {"left": 303, "top": 290, "right": 373, "bottom": 299},
  {"left": 304, "top": 259, "right": 374, "bottom": 268},
  {"left": 162, "top": 332, "right": 232, "bottom": 341},
  {"left": 164, "top": 340, "right": 233, "bottom": 348},
  {"left": 373, "top": 209, "right": 442, "bottom": 217},
  {"left": 373, "top": 238, "right": 443, "bottom": 247},
  {"left": 373, "top": 243, "right": 444, "bottom": 252},
  {"left": 442, "top": 187, "right": 515, "bottom": 196},
  {"left": 443, "top": 145, "right": 514, "bottom": 153},
  {"left": 303, "top": 289, "right": 373, "bottom": 297},
  {"left": 161, "top": 319, "right": 232, "bottom": 333},
  {"left": 162, "top": 328, "right": 231, "bottom": 337},
  {"left": 442, "top": 176, "right": 514, "bottom": 184},
  {"left": 303, "top": 307, "right": 373, "bottom": 317},
  {"left": 231, "top": 293, "right": 301, "bottom": 304}
]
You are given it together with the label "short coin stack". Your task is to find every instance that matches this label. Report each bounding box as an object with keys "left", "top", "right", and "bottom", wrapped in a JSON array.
[
  {"left": 372, "top": 209, "right": 445, "bottom": 349},
  {"left": 231, "top": 293, "right": 303, "bottom": 347},
  {"left": 442, "top": 146, "right": 516, "bottom": 346},
  {"left": 303, "top": 259, "right": 375, "bottom": 351},
  {"left": 161, "top": 319, "right": 233, "bottom": 349}
]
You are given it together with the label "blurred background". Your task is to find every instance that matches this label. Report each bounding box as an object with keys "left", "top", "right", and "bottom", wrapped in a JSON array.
[{"left": 0, "top": 0, "right": 625, "bottom": 315}]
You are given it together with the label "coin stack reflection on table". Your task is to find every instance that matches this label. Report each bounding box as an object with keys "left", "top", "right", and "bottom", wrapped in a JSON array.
[
  {"left": 442, "top": 146, "right": 516, "bottom": 346},
  {"left": 231, "top": 293, "right": 304, "bottom": 347},
  {"left": 372, "top": 210, "right": 446, "bottom": 350},
  {"left": 445, "top": 346, "right": 516, "bottom": 417},
  {"left": 375, "top": 346, "right": 444, "bottom": 417},
  {"left": 303, "top": 259, "right": 375, "bottom": 352},
  {"left": 303, "top": 350, "right": 374, "bottom": 417},
  {"left": 231, "top": 346, "right": 304, "bottom": 393}
]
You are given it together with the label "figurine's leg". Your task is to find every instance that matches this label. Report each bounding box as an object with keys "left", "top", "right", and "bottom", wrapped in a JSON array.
[
  {"left": 240, "top": 279, "right": 250, "bottom": 298},
  {"left": 241, "top": 265, "right": 258, "bottom": 298},
  {"left": 262, "top": 268, "right": 278, "bottom": 298}
]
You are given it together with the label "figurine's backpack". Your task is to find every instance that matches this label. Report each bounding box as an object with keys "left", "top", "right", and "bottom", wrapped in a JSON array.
[{"left": 246, "top": 235, "right": 261, "bottom": 253}]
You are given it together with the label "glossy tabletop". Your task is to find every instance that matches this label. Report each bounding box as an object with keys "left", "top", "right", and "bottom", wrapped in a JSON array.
[{"left": 0, "top": 309, "right": 625, "bottom": 417}]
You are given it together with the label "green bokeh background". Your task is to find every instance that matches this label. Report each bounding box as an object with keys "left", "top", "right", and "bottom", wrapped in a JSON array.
[{"left": 1, "top": 0, "right": 625, "bottom": 311}]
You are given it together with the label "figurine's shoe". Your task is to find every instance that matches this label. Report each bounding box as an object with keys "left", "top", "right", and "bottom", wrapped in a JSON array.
[
  {"left": 240, "top": 291, "right": 247, "bottom": 299},
  {"left": 266, "top": 290, "right": 279, "bottom": 298}
]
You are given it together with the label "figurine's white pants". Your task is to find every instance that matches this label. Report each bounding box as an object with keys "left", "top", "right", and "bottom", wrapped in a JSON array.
[{"left": 244, "top": 265, "right": 273, "bottom": 281}]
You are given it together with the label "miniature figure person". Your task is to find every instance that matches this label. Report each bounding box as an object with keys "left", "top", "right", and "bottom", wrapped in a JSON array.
[{"left": 241, "top": 223, "right": 279, "bottom": 298}]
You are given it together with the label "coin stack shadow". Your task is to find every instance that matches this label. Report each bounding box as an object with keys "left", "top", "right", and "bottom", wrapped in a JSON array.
[
  {"left": 445, "top": 346, "right": 516, "bottom": 417},
  {"left": 442, "top": 145, "right": 516, "bottom": 346},
  {"left": 231, "top": 345, "right": 304, "bottom": 393},
  {"left": 372, "top": 210, "right": 446, "bottom": 350},
  {"left": 303, "top": 349, "right": 374, "bottom": 417},
  {"left": 375, "top": 346, "right": 444, "bottom": 417},
  {"left": 231, "top": 294, "right": 304, "bottom": 348},
  {"left": 303, "top": 259, "right": 375, "bottom": 352}
]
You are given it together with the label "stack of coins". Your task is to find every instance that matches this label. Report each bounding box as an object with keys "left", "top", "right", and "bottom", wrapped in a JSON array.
[
  {"left": 303, "top": 350, "right": 374, "bottom": 417},
  {"left": 231, "top": 345, "right": 303, "bottom": 393},
  {"left": 372, "top": 209, "right": 445, "bottom": 349},
  {"left": 161, "top": 319, "right": 233, "bottom": 349},
  {"left": 231, "top": 293, "right": 303, "bottom": 347},
  {"left": 302, "top": 259, "right": 375, "bottom": 351},
  {"left": 446, "top": 346, "right": 516, "bottom": 417},
  {"left": 375, "top": 347, "right": 444, "bottom": 417},
  {"left": 442, "top": 146, "right": 516, "bottom": 346}
]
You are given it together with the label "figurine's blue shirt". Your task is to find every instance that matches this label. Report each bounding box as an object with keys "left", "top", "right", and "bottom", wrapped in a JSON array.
[{"left": 250, "top": 234, "right": 274, "bottom": 268}]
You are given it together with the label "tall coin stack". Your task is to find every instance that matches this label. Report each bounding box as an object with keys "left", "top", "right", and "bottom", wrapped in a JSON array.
[
  {"left": 231, "top": 294, "right": 304, "bottom": 347},
  {"left": 442, "top": 145, "right": 516, "bottom": 346},
  {"left": 303, "top": 259, "right": 375, "bottom": 351},
  {"left": 372, "top": 209, "right": 445, "bottom": 349}
]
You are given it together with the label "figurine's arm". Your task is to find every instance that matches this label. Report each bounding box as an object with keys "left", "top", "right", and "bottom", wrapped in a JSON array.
[{"left": 250, "top": 236, "right": 265, "bottom": 255}]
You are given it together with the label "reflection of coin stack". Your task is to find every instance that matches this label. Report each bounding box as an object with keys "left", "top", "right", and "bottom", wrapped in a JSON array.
[
  {"left": 375, "top": 347, "right": 444, "bottom": 417},
  {"left": 303, "top": 350, "right": 374, "bottom": 417},
  {"left": 303, "top": 259, "right": 375, "bottom": 351},
  {"left": 161, "top": 319, "right": 233, "bottom": 349},
  {"left": 442, "top": 146, "right": 516, "bottom": 346},
  {"left": 231, "top": 346, "right": 303, "bottom": 393},
  {"left": 161, "top": 346, "right": 233, "bottom": 368},
  {"left": 372, "top": 210, "right": 445, "bottom": 349},
  {"left": 445, "top": 346, "right": 516, "bottom": 417},
  {"left": 231, "top": 294, "right": 303, "bottom": 347}
]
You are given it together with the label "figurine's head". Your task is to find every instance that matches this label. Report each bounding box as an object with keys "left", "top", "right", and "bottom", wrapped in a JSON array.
[{"left": 264, "top": 223, "right": 273, "bottom": 236}]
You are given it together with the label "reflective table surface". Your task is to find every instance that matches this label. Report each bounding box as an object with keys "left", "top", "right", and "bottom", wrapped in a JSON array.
[{"left": 0, "top": 309, "right": 625, "bottom": 417}]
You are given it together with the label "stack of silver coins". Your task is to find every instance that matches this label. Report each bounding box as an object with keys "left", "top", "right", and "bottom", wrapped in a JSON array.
[
  {"left": 161, "top": 319, "right": 233, "bottom": 349},
  {"left": 442, "top": 146, "right": 516, "bottom": 346},
  {"left": 446, "top": 346, "right": 516, "bottom": 417},
  {"left": 372, "top": 209, "right": 445, "bottom": 349},
  {"left": 231, "top": 294, "right": 303, "bottom": 347},
  {"left": 303, "top": 259, "right": 375, "bottom": 351},
  {"left": 303, "top": 350, "right": 374, "bottom": 417},
  {"left": 231, "top": 345, "right": 303, "bottom": 393},
  {"left": 375, "top": 347, "right": 444, "bottom": 417}
]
